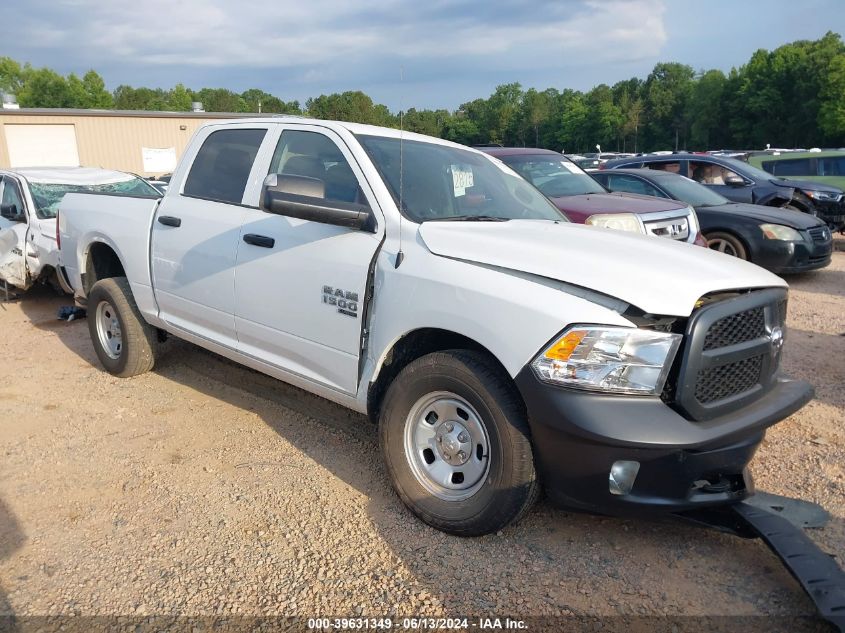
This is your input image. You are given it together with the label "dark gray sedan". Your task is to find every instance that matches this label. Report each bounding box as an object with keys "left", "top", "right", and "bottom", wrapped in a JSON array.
[{"left": 592, "top": 168, "right": 833, "bottom": 274}]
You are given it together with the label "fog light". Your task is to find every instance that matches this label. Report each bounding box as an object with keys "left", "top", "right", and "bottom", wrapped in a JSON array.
[{"left": 609, "top": 460, "right": 640, "bottom": 496}]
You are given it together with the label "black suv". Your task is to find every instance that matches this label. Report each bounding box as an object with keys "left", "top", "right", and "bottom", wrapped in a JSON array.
[{"left": 602, "top": 153, "right": 845, "bottom": 228}]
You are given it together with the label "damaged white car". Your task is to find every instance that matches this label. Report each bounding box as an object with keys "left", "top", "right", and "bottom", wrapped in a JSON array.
[{"left": 0, "top": 167, "right": 161, "bottom": 292}]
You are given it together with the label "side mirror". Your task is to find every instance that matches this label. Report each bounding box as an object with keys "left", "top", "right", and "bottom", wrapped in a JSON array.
[
  {"left": 725, "top": 175, "right": 745, "bottom": 187},
  {"left": 260, "top": 174, "right": 372, "bottom": 231},
  {"left": 0, "top": 203, "right": 23, "bottom": 221}
]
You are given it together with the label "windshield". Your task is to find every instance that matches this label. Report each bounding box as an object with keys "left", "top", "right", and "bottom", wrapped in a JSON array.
[
  {"left": 658, "top": 175, "right": 729, "bottom": 207},
  {"left": 28, "top": 176, "right": 161, "bottom": 219},
  {"left": 718, "top": 156, "right": 776, "bottom": 183},
  {"left": 357, "top": 136, "right": 565, "bottom": 223},
  {"left": 499, "top": 154, "right": 606, "bottom": 197}
]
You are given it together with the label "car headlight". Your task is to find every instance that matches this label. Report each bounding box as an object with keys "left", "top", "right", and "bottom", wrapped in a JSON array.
[
  {"left": 585, "top": 213, "right": 645, "bottom": 234},
  {"left": 760, "top": 223, "right": 802, "bottom": 241},
  {"left": 802, "top": 189, "right": 841, "bottom": 202},
  {"left": 531, "top": 326, "right": 683, "bottom": 395}
]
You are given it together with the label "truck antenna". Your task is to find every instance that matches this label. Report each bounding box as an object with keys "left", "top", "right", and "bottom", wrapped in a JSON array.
[{"left": 395, "top": 65, "right": 405, "bottom": 269}]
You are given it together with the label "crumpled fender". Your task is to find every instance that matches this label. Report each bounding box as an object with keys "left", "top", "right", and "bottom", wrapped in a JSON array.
[{"left": 755, "top": 188, "right": 794, "bottom": 207}]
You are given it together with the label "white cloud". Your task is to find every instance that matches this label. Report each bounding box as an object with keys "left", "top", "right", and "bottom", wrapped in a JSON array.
[{"left": 20, "top": 0, "right": 667, "bottom": 69}]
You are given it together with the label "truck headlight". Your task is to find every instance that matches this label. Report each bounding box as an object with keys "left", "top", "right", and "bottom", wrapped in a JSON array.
[
  {"left": 585, "top": 213, "right": 645, "bottom": 234},
  {"left": 760, "top": 223, "right": 802, "bottom": 241},
  {"left": 531, "top": 326, "right": 682, "bottom": 395}
]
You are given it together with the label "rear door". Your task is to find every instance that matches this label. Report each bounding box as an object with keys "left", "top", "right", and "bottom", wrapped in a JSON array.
[
  {"left": 233, "top": 125, "right": 384, "bottom": 395},
  {"left": 151, "top": 125, "right": 273, "bottom": 348},
  {"left": 0, "top": 176, "right": 30, "bottom": 289}
]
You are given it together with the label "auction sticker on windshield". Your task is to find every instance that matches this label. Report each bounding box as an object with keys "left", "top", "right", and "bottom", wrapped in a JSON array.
[
  {"left": 451, "top": 164, "right": 474, "bottom": 197},
  {"left": 561, "top": 161, "right": 582, "bottom": 173}
]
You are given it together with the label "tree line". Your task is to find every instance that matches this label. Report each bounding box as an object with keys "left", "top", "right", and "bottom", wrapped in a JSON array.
[{"left": 2, "top": 31, "right": 844, "bottom": 152}]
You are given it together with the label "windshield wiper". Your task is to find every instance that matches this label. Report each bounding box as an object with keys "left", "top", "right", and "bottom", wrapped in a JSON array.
[{"left": 427, "top": 215, "right": 510, "bottom": 222}]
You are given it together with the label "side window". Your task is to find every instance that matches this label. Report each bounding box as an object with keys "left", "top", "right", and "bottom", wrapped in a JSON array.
[
  {"left": 269, "top": 130, "right": 363, "bottom": 204},
  {"left": 0, "top": 177, "right": 26, "bottom": 218},
  {"left": 689, "top": 160, "right": 741, "bottom": 185},
  {"left": 820, "top": 156, "right": 845, "bottom": 176},
  {"left": 607, "top": 174, "right": 666, "bottom": 198},
  {"left": 768, "top": 158, "right": 813, "bottom": 177},
  {"left": 646, "top": 161, "right": 682, "bottom": 176},
  {"left": 183, "top": 128, "right": 267, "bottom": 204}
]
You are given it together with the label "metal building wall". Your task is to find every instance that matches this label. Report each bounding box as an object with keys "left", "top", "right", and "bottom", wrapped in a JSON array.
[{"left": 0, "top": 110, "right": 252, "bottom": 176}]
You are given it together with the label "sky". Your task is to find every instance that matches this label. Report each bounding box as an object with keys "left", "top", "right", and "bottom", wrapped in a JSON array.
[{"left": 2, "top": 0, "right": 844, "bottom": 112}]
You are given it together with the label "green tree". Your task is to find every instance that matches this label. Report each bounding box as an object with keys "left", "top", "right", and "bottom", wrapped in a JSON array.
[
  {"left": 165, "top": 83, "right": 193, "bottom": 111},
  {"left": 18, "top": 68, "right": 72, "bottom": 107},
  {"left": 81, "top": 70, "right": 113, "bottom": 108},
  {"left": 522, "top": 88, "right": 550, "bottom": 146},
  {"left": 819, "top": 53, "right": 845, "bottom": 144},
  {"left": 0, "top": 57, "right": 26, "bottom": 95},
  {"left": 686, "top": 70, "right": 727, "bottom": 149},
  {"left": 643, "top": 62, "right": 695, "bottom": 150}
]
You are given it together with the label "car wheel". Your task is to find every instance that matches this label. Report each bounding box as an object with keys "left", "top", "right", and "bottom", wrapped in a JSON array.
[
  {"left": 88, "top": 276, "right": 158, "bottom": 377},
  {"left": 379, "top": 350, "right": 539, "bottom": 536},
  {"left": 706, "top": 232, "right": 748, "bottom": 260}
]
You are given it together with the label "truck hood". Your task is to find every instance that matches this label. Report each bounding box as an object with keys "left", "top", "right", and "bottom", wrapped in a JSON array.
[{"left": 418, "top": 220, "right": 786, "bottom": 316}]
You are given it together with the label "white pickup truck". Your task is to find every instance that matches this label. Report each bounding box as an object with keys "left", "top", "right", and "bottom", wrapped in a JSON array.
[{"left": 58, "top": 118, "right": 812, "bottom": 536}]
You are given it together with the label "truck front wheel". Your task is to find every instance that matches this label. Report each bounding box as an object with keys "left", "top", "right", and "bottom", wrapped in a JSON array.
[
  {"left": 379, "top": 350, "right": 539, "bottom": 536},
  {"left": 88, "top": 277, "right": 158, "bottom": 378}
]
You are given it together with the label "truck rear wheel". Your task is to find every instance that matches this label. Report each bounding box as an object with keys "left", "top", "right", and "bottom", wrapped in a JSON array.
[
  {"left": 379, "top": 350, "right": 539, "bottom": 536},
  {"left": 88, "top": 277, "right": 158, "bottom": 378}
]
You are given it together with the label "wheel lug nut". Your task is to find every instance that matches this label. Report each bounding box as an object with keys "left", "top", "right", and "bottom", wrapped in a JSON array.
[
  {"left": 446, "top": 423, "right": 454, "bottom": 432},
  {"left": 458, "top": 451, "right": 466, "bottom": 461},
  {"left": 458, "top": 433, "right": 468, "bottom": 442}
]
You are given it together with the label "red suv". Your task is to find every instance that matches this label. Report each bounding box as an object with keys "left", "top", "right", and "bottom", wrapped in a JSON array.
[{"left": 481, "top": 147, "right": 707, "bottom": 246}]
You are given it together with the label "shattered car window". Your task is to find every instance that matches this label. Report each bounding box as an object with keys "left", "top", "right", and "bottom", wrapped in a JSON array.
[{"left": 28, "top": 177, "right": 161, "bottom": 219}]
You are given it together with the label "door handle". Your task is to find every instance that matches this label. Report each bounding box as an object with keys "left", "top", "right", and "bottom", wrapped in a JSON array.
[
  {"left": 158, "top": 216, "right": 182, "bottom": 227},
  {"left": 243, "top": 234, "right": 275, "bottom": 248}
]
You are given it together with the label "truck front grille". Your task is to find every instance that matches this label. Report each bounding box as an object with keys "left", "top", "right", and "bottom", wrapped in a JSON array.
[
  {"left": 672, "top": 289, "right": 787, "bottom": 421},
  {"left": 702, "top": 307, "right": 765, "bottom": 350},
  {"left": 695, "top": 356, "right": 763, "bottom": 403}
]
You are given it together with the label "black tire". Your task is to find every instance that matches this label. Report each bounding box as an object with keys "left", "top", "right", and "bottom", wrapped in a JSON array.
[
  {"left": 705, "top": 231, "right": 748, "bottom": 260},
  {"left": 87, "top": 277, "right": 158, "bottom": 377},
  {"left": 379, "top": 350, "right": 539, "bottom": 536}
]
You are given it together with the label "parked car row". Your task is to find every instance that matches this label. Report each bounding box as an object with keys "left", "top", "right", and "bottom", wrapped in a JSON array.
[
  {"left": 591, "top": 169, "right": 833, "bottom": 273},
  {"left": 479, "top": 147, "right": 833, "bottom": 274},
  {"left": 601, "top": 152, "right": 845, "bottom": 230}
]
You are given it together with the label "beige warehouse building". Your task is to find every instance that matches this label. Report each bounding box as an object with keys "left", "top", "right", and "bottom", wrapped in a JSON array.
[{"left": 0, "top": 108, "right": 255, "bottom": 177}]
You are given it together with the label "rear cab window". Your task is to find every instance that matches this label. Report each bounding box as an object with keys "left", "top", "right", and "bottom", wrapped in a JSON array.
[{"left": 183, "top": 128, "right": 267, "bottom": 205}]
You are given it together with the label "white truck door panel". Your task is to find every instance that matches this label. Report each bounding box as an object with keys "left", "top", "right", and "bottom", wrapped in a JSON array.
[
  {"left": 0, "top": 176, "right": 29, "bottom": 288},
  {"left": 151, "top": 195, "right": 245, "bottom": 344},
  {"left": 234, "top": 127, "right": 383, "bottom": 395},
  {"left": 151, "top": 126, "right": 271, "bottom": 347}
]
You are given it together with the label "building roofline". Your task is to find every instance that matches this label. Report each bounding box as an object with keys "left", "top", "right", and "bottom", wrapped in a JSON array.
[{"left": 0, "top": 108, "right": 269, "bottom": 119}]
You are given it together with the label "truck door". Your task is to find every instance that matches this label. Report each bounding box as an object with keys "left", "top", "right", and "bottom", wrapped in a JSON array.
[
  {"left": 151, "top": 125, "right": 272, "bottom": 348},
  {"left": 234, "top": 126, "right": 384, "bottom": 395},
  {"left": 0, "top": 176, "right": 30, "bottom": 289}
]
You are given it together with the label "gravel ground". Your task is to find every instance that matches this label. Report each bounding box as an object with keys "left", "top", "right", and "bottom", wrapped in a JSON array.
[{"left": 0, "top": 241, "right": 843, "bottom": 630}]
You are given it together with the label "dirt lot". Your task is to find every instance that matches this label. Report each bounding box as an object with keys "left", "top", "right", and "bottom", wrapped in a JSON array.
[{"left": 0, "top": 243, "right": 843, "bottom": 630}]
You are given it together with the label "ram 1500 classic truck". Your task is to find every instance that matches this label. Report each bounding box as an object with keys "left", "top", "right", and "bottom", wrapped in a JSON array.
[{"left": 58, "top": 118, "right": 813, "bottom": 536}]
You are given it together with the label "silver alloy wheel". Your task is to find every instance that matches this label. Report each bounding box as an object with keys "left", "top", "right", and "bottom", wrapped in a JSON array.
[
  {"left": 708, "top": 238, "right": 739, "bottom": 257},
  {"left": 95, "top": 300, "right": 123, "bottom": 360},
  {"left": 403, "top": 391, "right": 491, "bottom": 501}
]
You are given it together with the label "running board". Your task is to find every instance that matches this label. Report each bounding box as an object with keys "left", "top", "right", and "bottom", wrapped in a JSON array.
[{"left": 680, "top": 501, "right": 845, "bottom": 632}]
